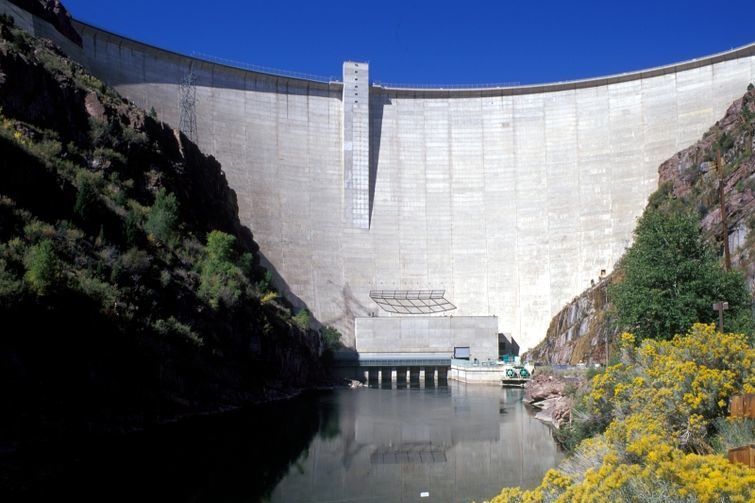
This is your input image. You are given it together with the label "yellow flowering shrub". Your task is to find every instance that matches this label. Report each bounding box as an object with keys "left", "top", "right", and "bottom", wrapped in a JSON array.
[{"left": 480, "top": 324, "right": 755, "bottom": 503}]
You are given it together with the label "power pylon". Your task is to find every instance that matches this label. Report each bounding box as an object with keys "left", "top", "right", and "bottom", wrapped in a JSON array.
[{"left": 179, "top": 70, "right": 198, "bottom": 144}]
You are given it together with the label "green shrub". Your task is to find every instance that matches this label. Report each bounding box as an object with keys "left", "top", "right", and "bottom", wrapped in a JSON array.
[
  {"left": 92, "top": 147, "right": 126, "bottom": 166},
  {"left": 144, "top": 188, "right": 179, "bottom": 246},
  {"left": 113, "top": 247, "right": 150, "bottom": 283},
  {"left": 321, "top": 325, "right": 341, "bottom": 350},
  {"left": 198, "top": 230, "right": 248, "bottom": 309},
  {"left": 23, "top": 239, "right": 58, "bottom": 295},
  {"left": 88, "top": 117, "right": 106, "bottom": 142},
  {"left": 256, "top": 269, "right": 273, "bottom": 293},
  {"left": 610, "top": 206, "right": 752, "bottom": 341},
  {"left": 76, "top": 270, "right": 116, "bottom": 308},
  {"left": 152, "top": 317, "right": 203, "bottom": 347},
  {"left": 74, "top": 174, "right": 99, "bottom": 221},
  {"left": 122, "top": 127, "right": 147, "bottom": 147},
  {"left": 0, "top": 258, "right": 22, "bottom": 300},
  {"left": 113, "top": 189, "right": 128, "bottom": 208},
  {"left": 292, "top": 308, "right": 311, "bottom": 330},
  {"left": 124, "top": 207, "right": 141, "bottom": 245},
  {"left": 32, "top": 138, "right": 62, "bottom": 160},
  {"left": 23, "top": 220, "right": 55, "bottom": 240},
  {"left": 711, "top": 417, "right": 755, "bottom": 455}
]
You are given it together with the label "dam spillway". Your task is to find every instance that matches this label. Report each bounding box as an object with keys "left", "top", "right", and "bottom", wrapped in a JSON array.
[{"left": 3, "top": 0, "right": 754, "bottom": 351}]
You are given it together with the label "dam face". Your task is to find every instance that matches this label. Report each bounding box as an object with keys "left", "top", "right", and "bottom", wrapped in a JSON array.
[{"left": 3, "top": 0, "right": 754, "bottom": 351}]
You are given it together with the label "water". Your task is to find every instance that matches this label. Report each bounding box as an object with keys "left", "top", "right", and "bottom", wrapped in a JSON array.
[
  {"left": 271, "top": 383, "right": 562, "bottom": 503},
  {"left": 1, "top": 383, "right": 562, "bottom": 503}
]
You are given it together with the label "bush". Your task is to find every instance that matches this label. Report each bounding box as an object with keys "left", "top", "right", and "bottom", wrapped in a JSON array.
[
  {"left": 144, "top": 188, "right": 179, "bottom": 246},
  {"left": 124, "top": 207, "right": 141, "bottom": 245},
  {"left": 74, "top": 174, "right": 99, "bottom": 221},
  {"left": 321, "top": 325, "right": 341, "bottom": 350},
  {"left": 76, "top": 270, "right": 117, "bottom": 308},
  {"left": 292, "top": 308, "right": 310, "bottom": 330},
  {"left": 256, "top": 269, "right": 273, "bottom": 293},
  {"left": 0, "top": 258, "right": 22, "bottom": 300},
  {"left": 610, "top": 206, "right": 752, "bottom": 341},
  {"left": 152, "top": 317, "right": 203, "bottom": 347},
  {"left": 260, "top": 290, "right": 277, "bottom": 304},
  {"left": 121, "top": 127, "right": 147, "bottom": 147},
  {"left": 711, "top": 417, "right": 755, "bottom": 455},
  {"left": 113, "top": 247, "right": 150, "bottom": 284},
  {"left": 482, "top": 324, "right": 755, "bottom": 503},
  {"left": 23, "top": 239, "right": 58, "bottom": 295},
  {"left": 198, "top": 230, "right": 248, "bottom": 309}
]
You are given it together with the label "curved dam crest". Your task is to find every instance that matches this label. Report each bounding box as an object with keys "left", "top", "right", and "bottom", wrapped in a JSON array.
[{"left": 4, "top": 0, "right": 753, "bottom": 351}]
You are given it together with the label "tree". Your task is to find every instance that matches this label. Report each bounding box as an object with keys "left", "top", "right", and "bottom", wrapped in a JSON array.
[
  {"left": 610, "top": 206, "right": 752, "bottom": 341},
  {"left": 74, "top": 175, "right": 98, "bottom": 221},
  {"left": 144, "top": 188, "right": 178, "bottom": 245},
  {"left": 198, "top": 230, "right": 248, "bottom": 309},
  {"left": 23, "top": 239, "right": 59, "bottom": 295}
]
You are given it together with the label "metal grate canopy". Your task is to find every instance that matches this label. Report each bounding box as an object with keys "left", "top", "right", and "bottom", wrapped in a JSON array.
[{"left": 369, "top": 290, "right": 456, "bottom": 314}]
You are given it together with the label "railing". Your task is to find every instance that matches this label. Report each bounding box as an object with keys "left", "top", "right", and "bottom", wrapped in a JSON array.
[
  {"left": 451, "top": 358, "right": 503, "bottom": 368},
  {"left": 369, "top": 289, "right": 446, "bottom": 300},
  {"left": 190, "top": 51, "right": 338, "bottom": 83},
  {"left": 374, "top": 81, "right": 521, "bottom": 90},
  {"left": 357, "top": 358, "right": 451, "bottom": 368},
  {"left": 369, "top": 289, "right": 456, "bottom": 314}
]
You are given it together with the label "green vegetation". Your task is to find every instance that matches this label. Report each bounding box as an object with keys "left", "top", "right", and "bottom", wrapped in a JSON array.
[
  {"left": 22, "top": 239, "right": 58, "bottom": 295},
  {"left": 482, "top": 325, "right": 755, "bottom": 502},
  {"left": 292, "top": 308, "right": 311, "bottom": 330},
  {"left": 610, "top": 205, "right": 753, "bottom": 341},
  {"left": 73, "top": 173, "right": 99, "bottom": 220},
  {"left": 144, "top": 188, "right": 179, "bottom": 246},
  {"left": 198, "top": 230, "right": 253, "bottom": 309},
  {"left": 0, "top": 14, "right": 325, "bottom": 438},
  {"left": 321, "top": 325, "right": 342, "bottom": 351}
]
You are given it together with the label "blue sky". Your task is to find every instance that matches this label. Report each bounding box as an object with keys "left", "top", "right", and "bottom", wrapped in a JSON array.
[{"left": 63, "top": 0, "right": 754, "bottom": 86}]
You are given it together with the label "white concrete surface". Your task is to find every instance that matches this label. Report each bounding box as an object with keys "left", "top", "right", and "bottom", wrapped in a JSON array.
[
  {"left": 4, "top": 0, "right": 754, "bottom": 350},
  {"left": 355, "top": 316, "right": 499, "bottom": 361}
]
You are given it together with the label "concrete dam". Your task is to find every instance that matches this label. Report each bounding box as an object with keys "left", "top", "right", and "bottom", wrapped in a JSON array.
[{"left": 3, "top": 0, "right": 754, "bottom": 353}]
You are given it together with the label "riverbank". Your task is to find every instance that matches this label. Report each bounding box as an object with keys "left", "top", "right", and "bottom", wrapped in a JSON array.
[{"left": 524, "top": 373, "right": 587, "bottom": 429}]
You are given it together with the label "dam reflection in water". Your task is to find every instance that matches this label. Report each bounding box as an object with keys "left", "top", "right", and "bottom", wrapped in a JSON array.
[{"left": 271, "top": 383, "right": 563, "bottom": 503}]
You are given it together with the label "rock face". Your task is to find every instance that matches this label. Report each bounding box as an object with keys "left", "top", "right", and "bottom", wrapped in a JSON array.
[
  {"left": 0, "top": 14, "right": 326, "bottom": 441},
  {"left": 527, "top": 278, "right": 619, "bottom": 365},
  {"left": 530, "top": 86, "right": 755, "bottom": 364},
  {"left": 7, "top": 0, "right": 81, "bottom": 45},
  {"left": 525, "top": 374, "right": 584, "bottom": 428},
  {"left": 658, "top": 89, "right": 755, "bottom": 292}
]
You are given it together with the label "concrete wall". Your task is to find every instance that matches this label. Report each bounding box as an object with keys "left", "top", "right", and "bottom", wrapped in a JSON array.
[
  {"left": 355, "top": 316, "right": 500, "bottom": 361},
  {"left": 4, "top": 0, "right": 754, "bottom": 350}
]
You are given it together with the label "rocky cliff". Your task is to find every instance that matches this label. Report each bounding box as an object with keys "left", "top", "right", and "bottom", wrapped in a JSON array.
[
  {"left": 7, "top": 0, "right": 79, "bottom": 44},
  {"left": 529, "top": 85, "right": 755, "bottom": 364},
  {"left": 0, "top": 8, "right": 328, "bottom": 445},
  {"left": 527, "top": 277, "right": 619, "bottom": 365}
]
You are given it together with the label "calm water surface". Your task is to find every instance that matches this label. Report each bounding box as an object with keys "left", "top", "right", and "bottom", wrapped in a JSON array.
[
  {"left": 270, "top": 383, "right": 563, "bottom": 503},
  {"left": 3, "top": 383, "right": 562, "bottom": 503}
]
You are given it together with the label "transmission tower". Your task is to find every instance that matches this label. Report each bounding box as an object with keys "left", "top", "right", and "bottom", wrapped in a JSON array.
[{"left": 179, "top": 70, "right": 198, "bottom": 144}]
